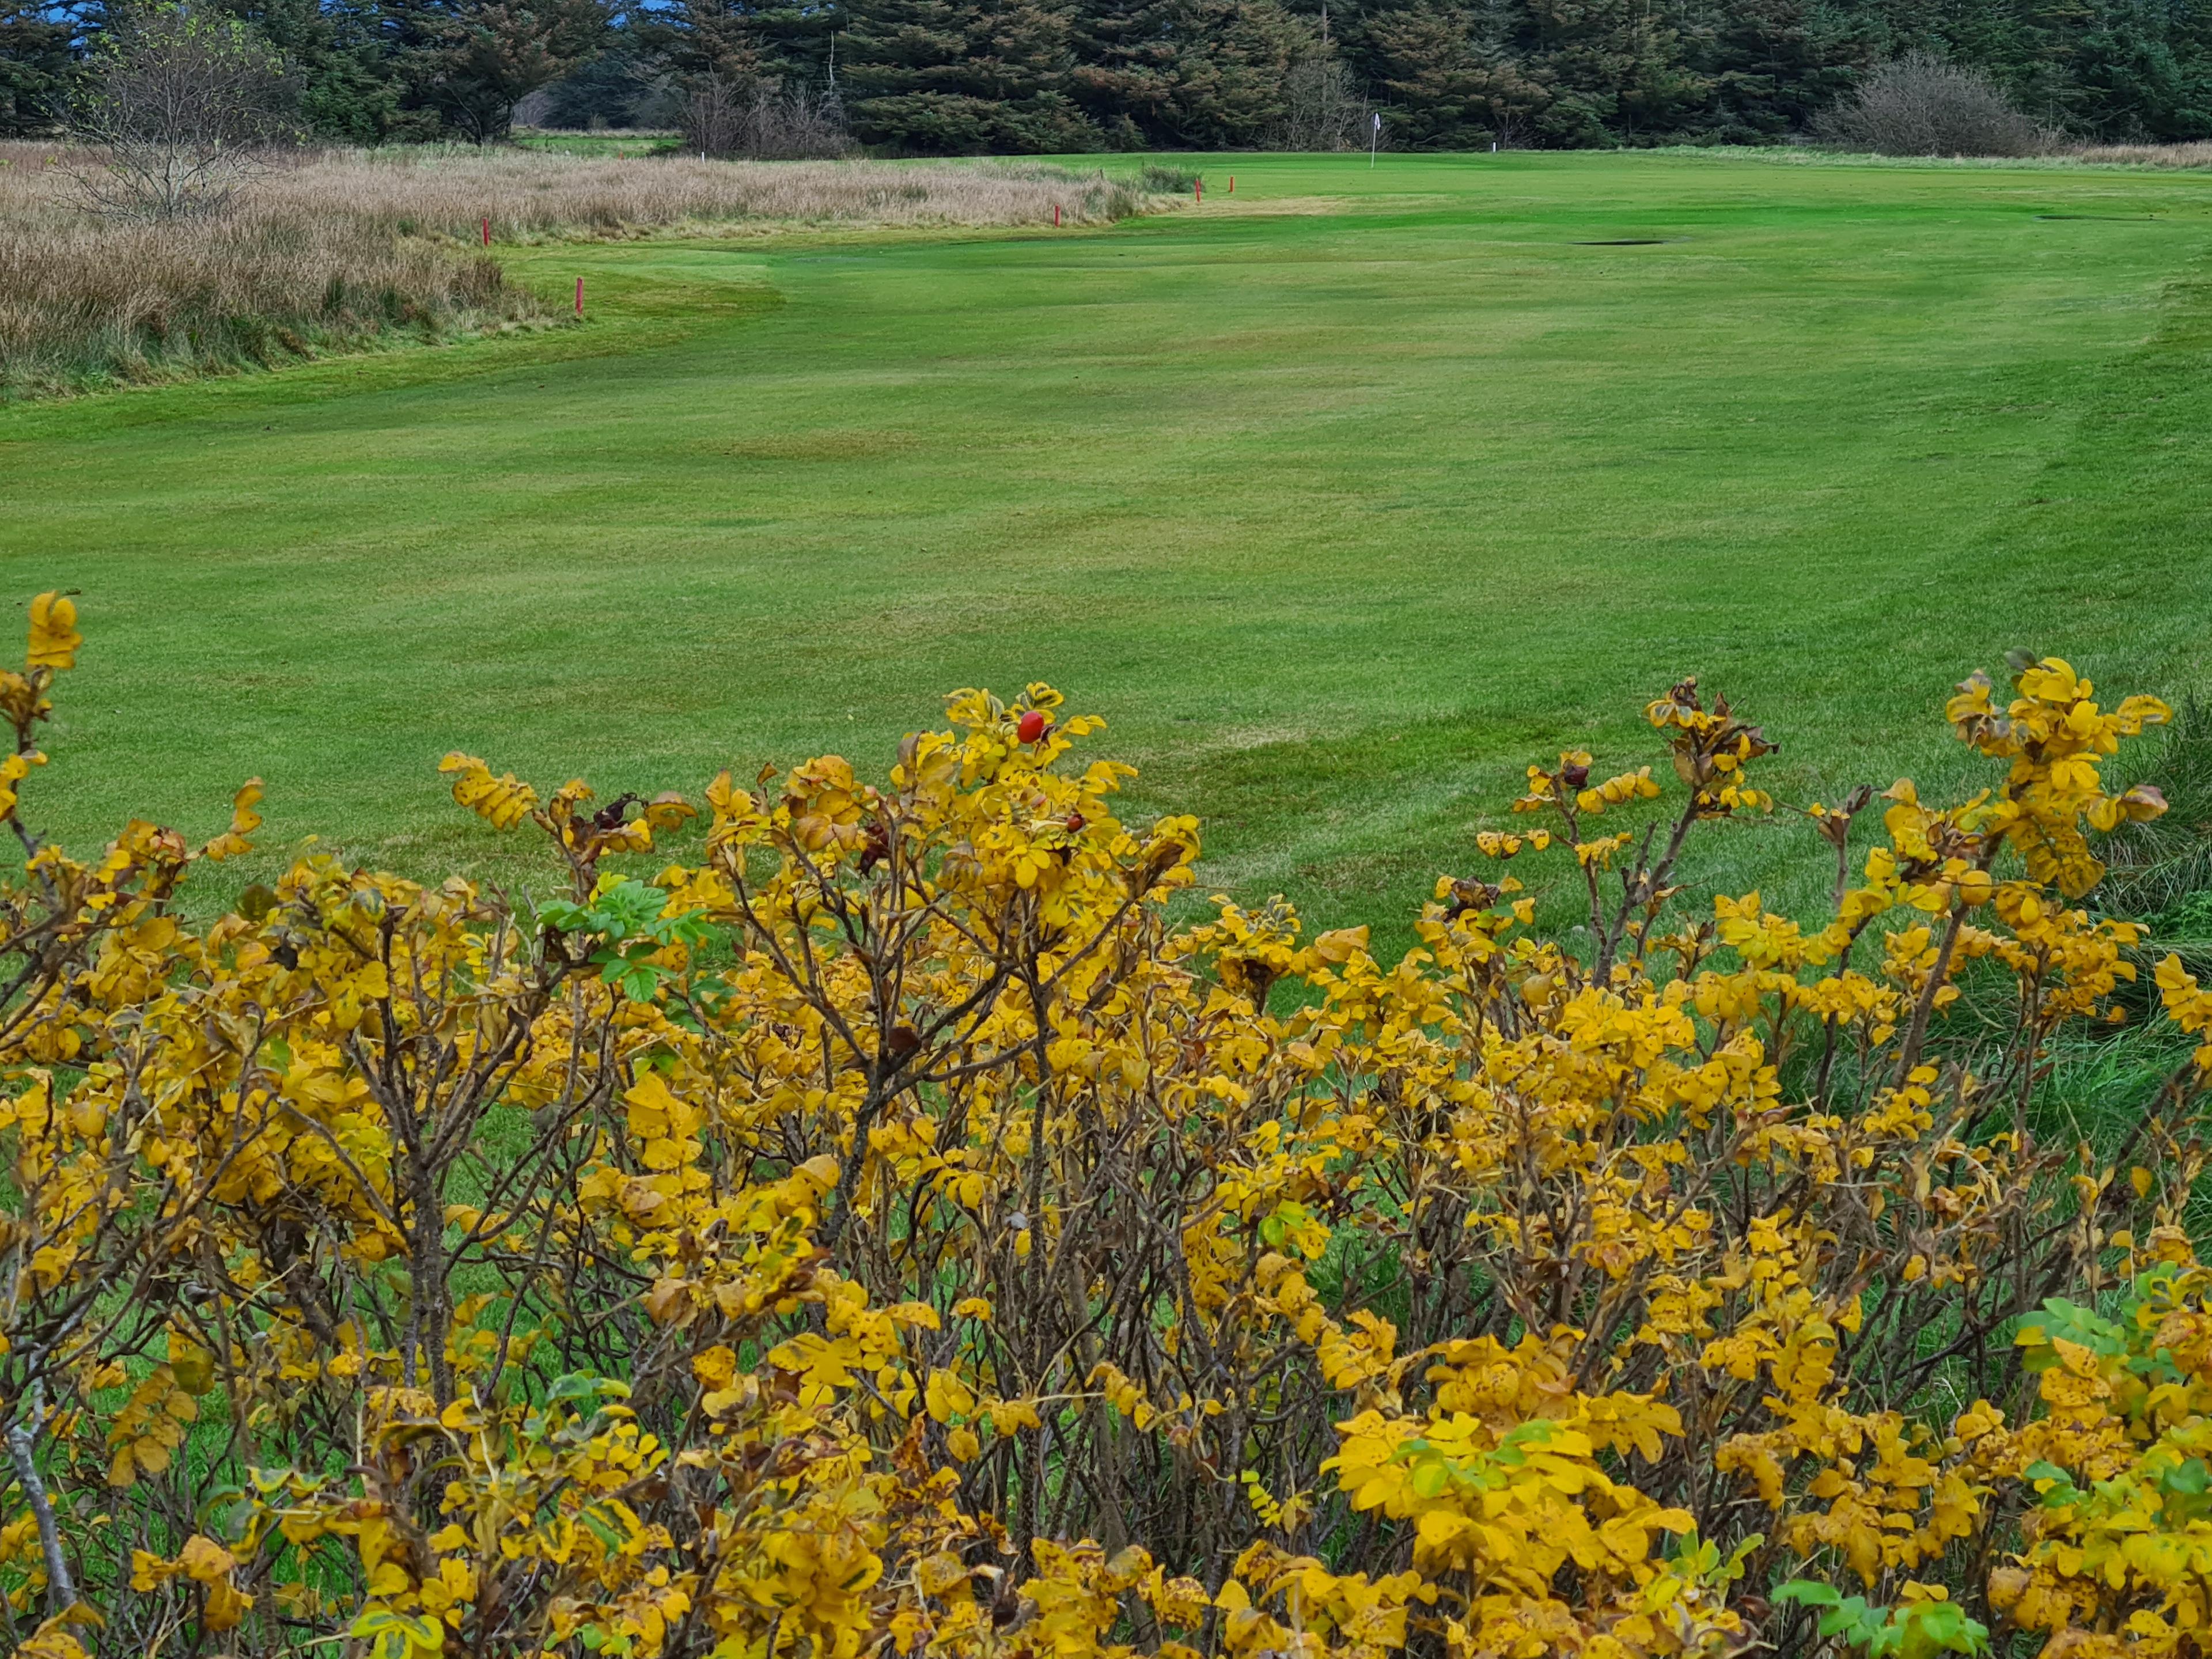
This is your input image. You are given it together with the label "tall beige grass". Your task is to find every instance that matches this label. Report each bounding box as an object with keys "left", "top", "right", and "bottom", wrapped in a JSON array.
[
  {"left": 250, "top": 146, "right": 1148, "bottom": 238},
  {"left": 0, "top": 144, "right": 1151, "bottom": 399},
  {"left": 2070, "top": 140, "right": 2212, "bottom": 168},
  {"left": 1, "top": 147, "right": 525, "bottom": 398}
]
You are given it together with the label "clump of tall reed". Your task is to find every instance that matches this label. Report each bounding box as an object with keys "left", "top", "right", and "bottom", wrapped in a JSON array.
[
  {"left": 243, "top": 145, "right": 1149, "bottom": 239},
  {"left": 0, "top": 144, "right": 1153, "bottom": 399},
  {"left": 1, "top": 151, "right": 526, "bottom": 397}
]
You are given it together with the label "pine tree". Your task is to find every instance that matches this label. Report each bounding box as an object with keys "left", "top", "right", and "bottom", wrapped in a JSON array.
[
  {"left": 1363, "top": 2, "right": 1552, "bottom": 145},
  {"left": 1164, "top": 0, "right": 1312, "bottom": 143},
  {"left": 1067, "top": 0, "right": 1320, "bottom": 145},
  {"left": 1, "top": 0, "right": 91, "bottom": 135},
  {"left": 645, "top": 0, "right": 828, "bottom": 89},
  {"left": 1675, "top": 0, "right": 1862, "bottom": 141},
  {"left": 213, "top": 0, "right": 405, "bottom": 140},
  {"left": 1066, "top": 0, "right": 1180, "bottom": 142},
  {"left": 387, "top": 0, "right": 609, "bottom": 139},
  {"left": 1514, "top": 0, "right": 1706, "bottom": 142},
  {"left": 2070, "top": 0, "right": 2212, "bottom": 137},
  {"left": 842, "top": 0, "right": 1101, "bottom": 150}
]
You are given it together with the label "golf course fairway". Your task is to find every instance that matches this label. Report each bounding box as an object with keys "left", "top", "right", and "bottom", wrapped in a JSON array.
[{"left": 4, "top": 149, "right": 2209, "bottom": 937}]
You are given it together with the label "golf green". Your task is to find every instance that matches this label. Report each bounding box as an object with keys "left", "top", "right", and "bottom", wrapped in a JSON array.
[{"left": 5, "top": 150, "right": 2211, "bottom": 938}]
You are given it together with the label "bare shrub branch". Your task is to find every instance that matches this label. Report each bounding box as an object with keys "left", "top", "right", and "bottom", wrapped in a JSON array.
[
  {"left": 1272, "top": 58, "right": 1374, "bottom": 152},
  {"left": 681, "top": 73, "right": 853, "bottom": 159},
  {"left": 67, "top": 3, "right": 300, "bottom": 219},
  {"left": 1814, "top": 51, "right": 2055, "bottom": 158}
]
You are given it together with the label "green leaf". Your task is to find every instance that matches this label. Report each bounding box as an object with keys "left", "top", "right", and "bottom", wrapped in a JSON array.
[
  {"left": 539, "top": 899, "right": 593, "bottom": 931},
  {"left": 352, "top": 1606, "right": 443, "bottom": 1658},
  {"left": 1721, "top": 1532, "right": 1764, "bottom": 1583},
  {"left": 578, "top": 1505, "right": 624, "bottom": 1547},
  {"left": 1775, "top": 1580, "right": 1843, "bottom": 1610},
  {"left": 1410, "top": 1457, "right": 1451, "bottom": 1498}
]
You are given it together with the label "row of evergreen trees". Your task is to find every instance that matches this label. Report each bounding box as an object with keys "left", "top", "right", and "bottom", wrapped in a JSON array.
[
  {"left": 6, "top": 0, "right": 2211, "bottom": 151},
  {"left": 0, "top": 0, "right": 607, "bottom": 141}
]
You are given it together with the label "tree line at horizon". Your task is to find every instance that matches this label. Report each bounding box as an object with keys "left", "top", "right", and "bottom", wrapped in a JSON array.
[{"left": 4, "top": 0, "right": 2210, "bottom": 156}]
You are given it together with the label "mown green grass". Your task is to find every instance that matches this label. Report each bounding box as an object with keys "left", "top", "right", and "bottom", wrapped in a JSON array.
[
  {"left": 5, "top": 150, "right": 2211, "bottom": 948},
  {"left": 512, "top": 130, "right": 684, "bottom": 157}
]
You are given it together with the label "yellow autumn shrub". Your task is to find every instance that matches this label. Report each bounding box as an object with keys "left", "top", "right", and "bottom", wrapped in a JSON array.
[{"left": 0, "top": 594, "right": 2208, "bottom": 1658}]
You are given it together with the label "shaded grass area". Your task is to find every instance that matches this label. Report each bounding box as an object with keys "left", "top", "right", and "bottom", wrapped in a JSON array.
[{"left": 2, "top": 150, "right": 2211, "bottom": 953}]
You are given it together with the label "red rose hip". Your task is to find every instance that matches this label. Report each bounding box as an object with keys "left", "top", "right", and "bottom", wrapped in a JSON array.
[{"left": 1017, "top": 710, "right": 1050, "bottom": 744}]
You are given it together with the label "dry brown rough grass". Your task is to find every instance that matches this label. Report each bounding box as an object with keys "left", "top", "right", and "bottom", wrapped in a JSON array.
[
  {"left": 0, "top": 144, "right": 1151, "bottom": 399},
  {"left": 2070, "top": 140, "right": 2212, "bottom": 168}
]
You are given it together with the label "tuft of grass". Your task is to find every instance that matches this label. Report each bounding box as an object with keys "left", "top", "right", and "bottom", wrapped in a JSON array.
[{"left": 1137, "top": 161, "right": 1202, "bottom": 192}]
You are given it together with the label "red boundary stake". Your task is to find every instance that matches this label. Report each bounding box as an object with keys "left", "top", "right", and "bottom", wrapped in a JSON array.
[
  {"left": 575, "top": 277, "right": 584, "bottom": 317},
  {"left": 1054, "top": 202, "right": 1060, "bottom": 227},
  {"left": 481, "top": 215, "right": 490, "bottom": 247},
  {"left": 1195, "top": 180, "right": 1202, "bottom": 203},
  {"left": 1229, "top": 175, "right": 1235, "bottom": 193}
]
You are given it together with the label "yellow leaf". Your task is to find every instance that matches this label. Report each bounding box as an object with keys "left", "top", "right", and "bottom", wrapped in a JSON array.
[
  {"left": 178, "top": 1535, "right": 236, "bottom": 1584},
  {"left": 27, "top": 592, "right": 79, "bottom": 671},
  {"left": 1416, "top": 1511, "right": 1470, "bottom": 1550},
  {"left": 202, "top": 779, "right": 264, "bottom": 862},
  {"left": 203, "top": 1579, "right": 252, "bottom": 1632},
  {"left": 0, "top": 751, "right": 41, "bottom": 821},
  {"left": 1313, "top": 926, "right": 1370, "bottom": 964},
  {"left": 926, "top": 1368, "right": 975, "bottom": 1424},
  {"left": 694, "top": 1345, "right": 737, "bottom": 1390},
  {"left": 438, "top": 754, "right": 537, "bottom": 831},
  {"left": 166, "top": 1331, "right": 215, "bottom": 1396},
  {"left": 916, "top": 1551, "right": 968, "bottom": 1596},
  {"left": 644, "top": 792, "right": 698, "bottom": 831}
]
